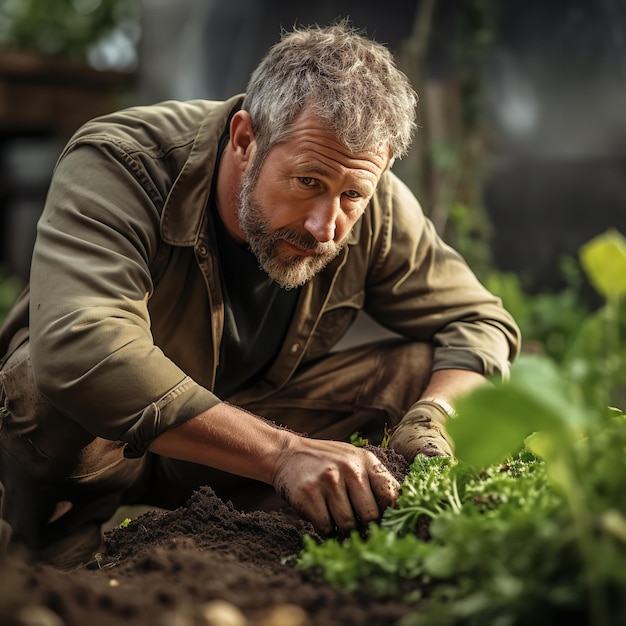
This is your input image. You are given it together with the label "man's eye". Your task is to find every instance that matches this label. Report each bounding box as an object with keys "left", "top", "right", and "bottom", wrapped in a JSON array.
[
  {"left": 298, "top": 177, "right": 316, "bottom": 186},
  {"left": 344, "top": 190, "right": 360, "bottom": 199}
]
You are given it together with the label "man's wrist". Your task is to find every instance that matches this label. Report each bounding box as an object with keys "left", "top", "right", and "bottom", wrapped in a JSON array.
[{"left": 419, "top": 397, "right": 458, "bottom": 419}]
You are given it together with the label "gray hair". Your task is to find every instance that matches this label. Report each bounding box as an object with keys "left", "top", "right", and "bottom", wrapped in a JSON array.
[{"left": 242, "top": 21, "right": 418, "bottom": 165}]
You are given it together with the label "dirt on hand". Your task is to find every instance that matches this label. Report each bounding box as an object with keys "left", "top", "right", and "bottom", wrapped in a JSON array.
[{"left": 0, "top": 446, "right": 415, "bottom": 626}]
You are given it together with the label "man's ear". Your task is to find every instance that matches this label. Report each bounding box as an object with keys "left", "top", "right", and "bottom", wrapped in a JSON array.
[{"left": 229, "top": 110, "right": 257, "bottom": 170}]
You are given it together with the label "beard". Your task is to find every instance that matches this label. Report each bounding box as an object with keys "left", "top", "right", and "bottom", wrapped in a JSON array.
[{"left": 236, "top": 165, "right": 345, "bottom": 290}]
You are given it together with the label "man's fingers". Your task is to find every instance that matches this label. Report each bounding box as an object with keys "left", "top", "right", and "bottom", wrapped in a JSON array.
[
  {"left": 275, "top": 472, "right": 336, "bottom": 536},
  {"left": 367, "top": 458, "right": 401, "bottom": 512},
  {"left": 339, "top": 463, "right": 385, "bottom": 528},
  {"left": 326, "top": 482, "right": 360, "bottom": 536},
  {"left": 338, "top": 454, "right": 400, "bottom": 532},
  {"left": 315, "top": 470, "right": 388, "bottom": 536},
  {"left": 314, "top": 465, "right": 359, "bottom": 536},
  {"left": 388, "top": 405, "right": 455, "bottom": 462},
  {"left": 289, "top": 491, "right": 335, "bottom": 536}
]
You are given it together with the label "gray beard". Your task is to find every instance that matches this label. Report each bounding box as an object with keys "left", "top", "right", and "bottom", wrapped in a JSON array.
[{"left": 236, "top": 169, "right": 344, "bottom": 290}]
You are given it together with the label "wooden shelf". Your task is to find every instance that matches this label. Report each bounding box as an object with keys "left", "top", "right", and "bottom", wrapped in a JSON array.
[{"left": 0, "top": 51, "right": 135, "bottom": 136}]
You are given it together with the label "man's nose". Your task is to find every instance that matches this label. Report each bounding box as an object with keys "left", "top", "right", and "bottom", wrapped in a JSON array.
[{"left": 303, "top": 197, "right": 339, "bottom": 243}]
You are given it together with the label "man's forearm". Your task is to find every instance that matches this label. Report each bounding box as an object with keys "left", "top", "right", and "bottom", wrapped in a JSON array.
[
  {"left": 148, "top": 401, "right": 291, "bottom": 485},
  {"left": 420, "top": 368, "right": 488, "bottom": 407}
]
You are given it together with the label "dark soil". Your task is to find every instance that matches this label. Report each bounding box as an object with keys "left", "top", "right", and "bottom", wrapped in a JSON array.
[{"left": 0, "top": 447, "right": 420, "bottom": 626}]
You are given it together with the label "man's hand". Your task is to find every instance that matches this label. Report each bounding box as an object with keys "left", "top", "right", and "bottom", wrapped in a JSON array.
[
  {"left": 150, "top": 402, "right": 400, "bottom": 537},
  {"left": 388, "top": 399, "right": 454, "bottom": 462},
  {"left": 271, "top": 438, "right": 400, "bottom": 537}
]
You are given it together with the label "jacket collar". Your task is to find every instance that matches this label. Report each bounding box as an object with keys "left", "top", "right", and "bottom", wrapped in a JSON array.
[{"left": 160, "top": 94, "right": 244, "bottom": 246}]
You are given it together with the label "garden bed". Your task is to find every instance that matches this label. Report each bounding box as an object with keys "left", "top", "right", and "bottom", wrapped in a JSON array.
[{"left": 0, "top": 447, "right": 415, "bottom": 626}]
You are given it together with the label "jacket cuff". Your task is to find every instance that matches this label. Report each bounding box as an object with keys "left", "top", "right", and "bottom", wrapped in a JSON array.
[
  {"left": 121, "top": 377, "right": 220, "bottom": 458},
  {"left": 432, "top": 346, "right": 511, "bottom": 379}
]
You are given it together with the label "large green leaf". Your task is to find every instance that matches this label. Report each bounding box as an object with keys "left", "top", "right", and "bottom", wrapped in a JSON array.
[
  {"left": 448, "top": 355, "right": 584, "bottom": 467},
  {"left": 450, "top": 386, "right": 553, "bottom": 466},
  {"left": 579, "top": 229, "right": 626, "bottom": 299},
  {"left": 506, "top": 355, "right": 587, "bottom": 428}
]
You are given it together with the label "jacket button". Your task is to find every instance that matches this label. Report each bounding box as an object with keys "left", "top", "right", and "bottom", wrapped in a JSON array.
[
  {"left": 197, "top": 244, "right": 209, "bottom": 258},
  {"left": 289, "top": 342, "right": 301, "bottom": 354}
]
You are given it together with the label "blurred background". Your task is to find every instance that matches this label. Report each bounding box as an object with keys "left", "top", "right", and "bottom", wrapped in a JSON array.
[{"left": 0, "top": 0, "right": 625, "bottom": 353}]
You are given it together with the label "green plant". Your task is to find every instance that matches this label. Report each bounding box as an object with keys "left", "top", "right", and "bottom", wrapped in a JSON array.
[
  {"left": 298, "top": 229, "right": 626, "bottom": 626},
  {"left": 573, "top": 229, "right": 626, "bottom": 408},
  {"left": 298, "top": 448, "right": 573, "bottom": 623},
  {"left": 0, "top": 0, "right": 141, "bottom": 70},
  {"left": 299, "top": 524, "right": 429, "bottom": 597},
  {"left": 381, "top": 455, "right": 461, "bottom": 535},
  {"left": 349, "top": 431, "right": 369, "bottom": 448}
]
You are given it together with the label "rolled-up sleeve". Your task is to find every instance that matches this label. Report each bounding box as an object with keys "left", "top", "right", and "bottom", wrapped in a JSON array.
[
  {"left": 365, "top": 174, "right": 521, "bottom": 378},
  {"left": 29, "top": 141, "right": 218, "bottom": 456}
]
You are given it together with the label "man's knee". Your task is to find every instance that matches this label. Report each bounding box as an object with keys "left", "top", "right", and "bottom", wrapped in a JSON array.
[
  {"left": 350, "top": 338, "right": 434, "bottom": 418},
  {"left": 231, "top": 338, "right": 434, "bottom": 441}
]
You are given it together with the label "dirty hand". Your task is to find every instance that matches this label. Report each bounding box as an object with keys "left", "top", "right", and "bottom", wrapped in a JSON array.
[
  {"left": 388, "top": 399, "right": 454, "bottom": 462},
  {"left": 271, "top": 437, "right": 400, "bottom": 537}
]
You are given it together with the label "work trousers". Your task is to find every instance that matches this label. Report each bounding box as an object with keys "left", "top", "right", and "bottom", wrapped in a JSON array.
[{"left": 0, "top": 334, "right": 432, "bottom": 568}]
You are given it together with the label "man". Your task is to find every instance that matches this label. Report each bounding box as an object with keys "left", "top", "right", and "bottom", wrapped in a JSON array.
[{"left": 0, "top": 22, "right": 520, "bottom": 568}]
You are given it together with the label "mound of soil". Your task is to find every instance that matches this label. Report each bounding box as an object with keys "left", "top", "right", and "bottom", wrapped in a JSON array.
[{"left": 0, "top": 447, "right": 420, "bottom": 626}]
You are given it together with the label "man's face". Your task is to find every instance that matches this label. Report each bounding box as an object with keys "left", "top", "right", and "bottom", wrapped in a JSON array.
[{"left": 236, "top": 110, "right": 389, "bottom": 290}]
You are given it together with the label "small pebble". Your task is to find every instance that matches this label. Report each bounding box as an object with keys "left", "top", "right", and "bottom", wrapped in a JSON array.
[
  {"left": 16, "top": 606, "right": 64, "bottom": 626},
  {"left": 258, "top": 604, "right": 311, "bottom": 626},
  {"left": 199, "top": 599, "right": 248, "bottom": 626}
]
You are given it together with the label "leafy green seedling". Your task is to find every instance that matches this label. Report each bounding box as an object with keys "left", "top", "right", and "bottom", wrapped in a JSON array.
[{"left": 349, "top": 432, "right": 368, "bottom": 447}]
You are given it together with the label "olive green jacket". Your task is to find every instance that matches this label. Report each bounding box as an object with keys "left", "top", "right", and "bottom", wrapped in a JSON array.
[{"left": 0, "top": 95, "right": 521, "bottom": 457}]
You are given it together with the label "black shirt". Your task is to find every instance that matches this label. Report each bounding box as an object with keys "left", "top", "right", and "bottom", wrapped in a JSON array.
[{"left": 207, "top": 128, "right": 299, "bottom": 398}]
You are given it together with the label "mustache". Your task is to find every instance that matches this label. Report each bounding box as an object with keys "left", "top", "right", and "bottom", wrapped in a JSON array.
[{"left": 271, "top": 228, "right": 340, "bottom": 255}]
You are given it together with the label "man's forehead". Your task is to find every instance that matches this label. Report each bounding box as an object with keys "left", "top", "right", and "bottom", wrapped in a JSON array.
[{"left": 285, "top": 107, "right": 391, "bottom": 163}]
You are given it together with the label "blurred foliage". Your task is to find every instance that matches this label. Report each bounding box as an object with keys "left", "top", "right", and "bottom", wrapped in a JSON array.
[
  {"left": 453, "top": 0, "right": 495, "bottom": 132},
  {"left": 486, "top": 255, "right": 589, "bottom": 363},
  {"left": 487, "top": 229, "right": 626, "bottom": 409},
  {"left": 444, "top": 0, "right": 496, "bottom": 276},
  {"left": 400, "top": 0, "right": 498, "bottom": 278},
  {"left": 0, "top": 0, "right": 141, "bottom": 70},
  {"left": 447, "top": 198, "right": 494, "bottom": 282}
]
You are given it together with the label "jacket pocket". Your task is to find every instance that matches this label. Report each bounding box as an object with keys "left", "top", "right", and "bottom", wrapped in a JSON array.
[{"left": 0, "top": 342, "right": 56, "bottom": 468}]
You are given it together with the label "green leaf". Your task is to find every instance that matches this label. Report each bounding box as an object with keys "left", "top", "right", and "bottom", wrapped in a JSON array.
[
  {"left": 579, "top": 229, "right": 626, "bottom": 299},
  {"left": 448, "top": 355, "right": 584, "bottom": 467},
  {"left": 449, "top": 385, "right": 547, "bottom": 466},
  {"left": 506, "top": 355, "right": 587, "bottom": 429}
]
